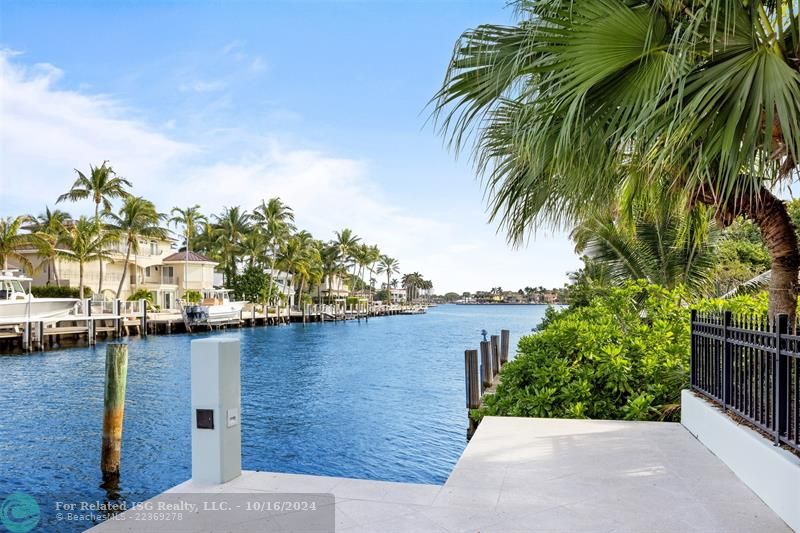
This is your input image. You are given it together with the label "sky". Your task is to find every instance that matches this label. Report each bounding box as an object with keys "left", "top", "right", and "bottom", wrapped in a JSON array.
[{"left": 0, "top": 0, "right": 581, "bottom": 294}]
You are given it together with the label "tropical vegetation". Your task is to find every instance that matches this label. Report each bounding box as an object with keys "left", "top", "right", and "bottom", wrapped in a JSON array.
[
  {"left": 434, "top": 0, "right": 800, "bottom": 320},
  {"left": 436, "top": 0, "right": 800, "bottom": 425},
  {"left": 4, "top": 162, "right": 430, "bottom": 307}
]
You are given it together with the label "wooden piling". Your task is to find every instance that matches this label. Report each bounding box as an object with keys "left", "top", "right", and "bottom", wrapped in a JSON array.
[
  {"left": 36, "top": 321, "right": 45, "bottom": 351},
  {"left": 88, "top": 318, "right": 96, "bottom": 346},
  {"left": 500, "top": 329, "right": 510, "bottom": 365},
  {"left": 140, "top": 299, "right": 147, "bottom": 337},
  {"left": 479, "top": 340, "right": 493, "bottom": 388},
  {"left": 113, "top": 299, "right": 121, "bottom": 337},
  {"left": 101, "top": 343, "right": 128, "bottom": 483},
  {"left": 490, "top": 335, "right": 500, "bottom": 376},
  {"left": 464, "top": 349, "right": 480, "bottom": 409}
]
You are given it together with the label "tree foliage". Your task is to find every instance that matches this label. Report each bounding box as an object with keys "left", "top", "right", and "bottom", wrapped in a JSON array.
[{"left": 478, "top": 282, "right": 691, "bottom": 422}]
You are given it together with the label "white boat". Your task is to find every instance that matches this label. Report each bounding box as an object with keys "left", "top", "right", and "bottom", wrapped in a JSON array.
[
  {"left": 0, "top": 270, "right": 79, "bottom": 324},
  {"left": 181, "top": 288, "right": 245, "bottom": 326}
]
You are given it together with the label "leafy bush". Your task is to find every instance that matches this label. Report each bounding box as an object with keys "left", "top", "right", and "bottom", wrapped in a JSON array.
[
  {"left": 127, "top": 289, "right": 154, "bottom": 303},
  {"left": 230, "top": 267, "right": 281, "bottom": 303},
  {"left": 183, "top": 290, "right": 202, "bottom": 304},
  {"left": 694, "top": 292, "right": 769, "bottom": 317},
  {"left": 478, "top": 282, "right": 774, "bottom": 424},
  {"left": 477, "top": 281, "right": 690, "bottom": 422},
  {"left": 31, "top": 285, "right": 88, "bottom": 298}
]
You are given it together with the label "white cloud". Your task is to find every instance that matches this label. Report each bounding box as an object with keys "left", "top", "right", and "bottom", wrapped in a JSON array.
[
  {"left": 0, "top": 50, "right": 193, "bottom": 203},
  {"left": 0, "top": 51, "right": 579, "bottom": 292}
]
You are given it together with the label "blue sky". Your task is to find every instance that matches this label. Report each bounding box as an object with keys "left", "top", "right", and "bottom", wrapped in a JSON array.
[{"left": 0, "top": 0, "right": 580, "bottom": 293}]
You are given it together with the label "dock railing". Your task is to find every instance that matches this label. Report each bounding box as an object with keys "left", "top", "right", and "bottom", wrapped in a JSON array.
[{"left": 690, "top": 310, "right": 799, "bottom": 452}]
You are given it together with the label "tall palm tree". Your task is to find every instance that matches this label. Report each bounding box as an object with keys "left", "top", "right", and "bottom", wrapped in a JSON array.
[
  {"left": 193, "top": 221, "right": 222, "bottom": 263},
  {"left": 169, "top": 205, "right": 207, "bottom": 293},
  {"left": 376, "top": 255, "right": 400, "bottom": 291},
  {"left": 240, "top": 230, "right": 268, "bottom": 270},
  {"left": 318, "top": 243, "right": 342, "bottom": 304},
  {"left": 57, "top": 217, "right": 119, "bottom": 299},
  {"left": 253, "top": 198, "right": 296, "bottom": 305},
  {"left": 213, "top": 206, "right": 251, "bottom": 285},
  {"left": 107, "top": 197, "right": 168, "bottom": 298},
  {"left": 0, "top": 216, "right": 41, "bottom": 272},
  {"left": 434, "top": 0, "right": 800, "bottom": 318},
  {"left": 31, "top": 207, "right": 71, "bottom": 284},
  {"left": 333, "top": 228, "right": 360, "bottom": 296},
  {"left": 57, "top": 161, "right": 131, "bottom": 294},
  {"left": 402, "top": 272, "right": 424, "bottom": 302},
  {"left": 276, "top": 231, "right": 317, "bottom": 306}
]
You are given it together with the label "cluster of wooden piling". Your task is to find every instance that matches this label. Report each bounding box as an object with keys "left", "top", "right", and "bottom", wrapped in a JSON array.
[
  {"left": 0, "top": 299, "right": 430, "bottom": 353},
  {"left": 464, "top": 329, "right": 510, "bottom": 437}
]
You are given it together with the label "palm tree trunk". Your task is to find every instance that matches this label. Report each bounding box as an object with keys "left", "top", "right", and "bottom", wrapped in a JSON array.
[
  {"left": 79, "top": 261, "right": 85, "bottom": 300},
  {"left": 95, "top": 201, "right": 104, "bottom": 295},
  {"left": 701, "top": 186, "right": 799, "bottom": 320},
  {"left": 751, "top": 193, "right": 799, "bottom": 320},
  {"left": 184, "top": 234, "right": 189, "bottom": 294},
  {"left": 116, "top": 241, "right": 132, "bottom": 298}
]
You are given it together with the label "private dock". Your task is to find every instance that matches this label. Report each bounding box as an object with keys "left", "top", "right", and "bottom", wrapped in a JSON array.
[{"left": 0, "top": 299, "right": 429, "bottom": 353}]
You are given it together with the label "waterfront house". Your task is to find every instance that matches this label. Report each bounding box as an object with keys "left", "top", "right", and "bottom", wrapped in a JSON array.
[
  {"left": 388, "top": 288, "right": 405, "bottom": 304},
  {"left": 263, "top": 269, "right": 295, "bottom": 307},
  {"left": 308, "top": 274, "right": 350, "bottom": 302},
  {"left": 18, "top": 239, "right": 219, "bottom": 310}
]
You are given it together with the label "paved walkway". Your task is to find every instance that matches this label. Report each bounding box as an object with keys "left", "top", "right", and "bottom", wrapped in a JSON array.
[{"left": 92, "top": 417, "right": 789, "bottom": 532}]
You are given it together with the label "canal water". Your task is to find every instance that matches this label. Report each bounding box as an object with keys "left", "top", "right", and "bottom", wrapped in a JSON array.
[{"left": 0, "top": 304, "right": 549, "bottom": 531}]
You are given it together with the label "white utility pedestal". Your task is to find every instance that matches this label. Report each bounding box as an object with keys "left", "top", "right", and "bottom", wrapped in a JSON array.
[{"left": 191, "top": 337, "right": 242, "bottom": 484}]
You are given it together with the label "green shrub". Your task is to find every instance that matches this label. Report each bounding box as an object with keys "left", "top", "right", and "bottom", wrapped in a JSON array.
[
  {"left": 127, "top": 289, "right": 154, "bottom": 303},
  {"left": 31, "top": 285, "right": 88, "bottom": 298},
  {"left": 478, "top": 282, "right": 774, "bottom": 424},
  {"left": 183, "top": 290, "right": 202, "bottom": 304},
  {"left": 477, "top": 281, "right": 691, "bottom": 423},
  {"left": 694, "top": 292, "right": 769, "bottom": 317}
]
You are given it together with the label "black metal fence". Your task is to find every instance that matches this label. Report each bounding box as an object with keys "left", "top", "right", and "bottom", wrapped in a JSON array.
[{"left": 691, "top": 310, "right": 799, "bottom": 452}]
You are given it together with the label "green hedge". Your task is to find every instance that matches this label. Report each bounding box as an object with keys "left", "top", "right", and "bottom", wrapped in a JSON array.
[
  {"left": 30, "top": 285, "right": 89, "bottom": 298},
  {"left": 476, "top": 281, "right": 771, "bottom": 424}
]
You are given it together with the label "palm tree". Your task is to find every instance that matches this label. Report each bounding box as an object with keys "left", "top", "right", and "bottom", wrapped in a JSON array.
[
  {"left": 169, "top": 205, "right": 207, "bottom": 293},
  {"left": 57, "top": 217, "right": 119, "bottom": 299},
  {"left": 193, "top": 221, "right": 222, "bottom": 263},
  {"left": 213, "top": 206, "right": 251, "bottom": 285},
  {"left": 434, "top": 0, "right": 800, "bottom": 318},
  {"left": 277, "top": 231, "right": 317, "bottom": 306},
  {"left": 571, "top": 200, "right": 718, "bottom": 294},
  {"left": 402, "top": 272, "right": 424, "bottom": 302},
  {"left": 0, "top": 216, "right": 41, "bottom": 272},
  {"left": 376, "top": 255, "right": 400, "bottom": 291},
  {"left": 57, "top": 161, "right": 131, "bottom": 294},
  {"left": 333, "top": 228, "right": 360, "bottom": 296},
  {"left": 31, "top": 207, "right": 71, "bottom": 284},
  {"left": 253, "top": 198, "right": 296, "bottom": 305},
  {"left": 318, "top": 243, "right": 342, "bottom": 304},
  {"left": 107, "top": 197, "right": 168, "bottom": 298},
  {"left": 240, "top": 230, "right": 268, "bottom": 270}
]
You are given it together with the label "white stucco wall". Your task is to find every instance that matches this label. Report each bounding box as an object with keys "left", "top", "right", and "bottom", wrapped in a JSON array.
[{"left": 681, "top": 390, "right": 799, "bottom": 531}]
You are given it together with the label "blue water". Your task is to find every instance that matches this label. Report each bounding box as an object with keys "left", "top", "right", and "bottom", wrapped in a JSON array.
[{"left": 0, "top": 304, "right": 548, "bottom": 531}]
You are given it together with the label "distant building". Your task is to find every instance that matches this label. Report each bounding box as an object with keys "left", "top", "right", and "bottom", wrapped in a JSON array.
[
  {"left": 308, "top": 274, "right": 350, "bottom": 301},
  {"left": 18, "top": 239, "right": 218, "bottom": 310}
]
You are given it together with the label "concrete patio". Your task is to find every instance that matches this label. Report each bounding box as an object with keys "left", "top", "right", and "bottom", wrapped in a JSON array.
[{"left": 92, "top": 416, "right": 790, "bottom": 532}]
